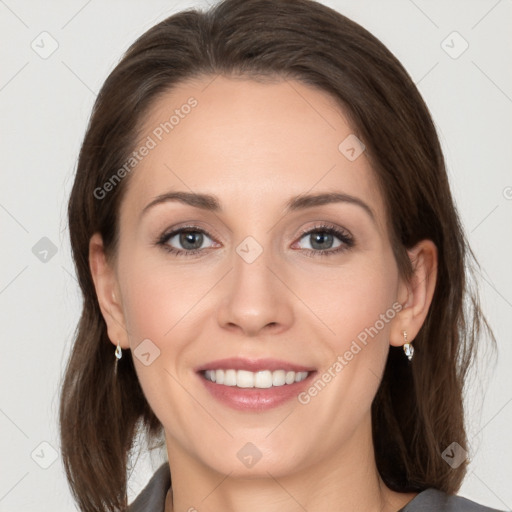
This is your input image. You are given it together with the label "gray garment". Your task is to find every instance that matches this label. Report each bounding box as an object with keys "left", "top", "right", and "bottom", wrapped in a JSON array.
[
  {"left": 128, "top": 462, "right": 505, "bottom": 512},
  {"left": 128, "top": 462, "right": 170, "bottom": 512}
]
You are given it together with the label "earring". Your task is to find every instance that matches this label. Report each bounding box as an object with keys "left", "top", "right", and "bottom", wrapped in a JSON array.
[
  {"left": 115, "top": 340, "right": 123, "bottom": 360},
  {"left": 402, "top": 330, "right": 414, "bottom": 361},
  {"left": 114, "top": 340, "right": 123, "bottom": 375},
  {"left": 114, "top": 341, "right": 122, "bottom": 376}
]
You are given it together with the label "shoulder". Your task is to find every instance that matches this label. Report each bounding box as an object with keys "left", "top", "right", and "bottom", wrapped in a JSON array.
[
  {"left": 128, "top": 462, "right": 171, "bottom": 512},
  {"left": 399, "top": 488, "right": 506, "bottom": 512}
]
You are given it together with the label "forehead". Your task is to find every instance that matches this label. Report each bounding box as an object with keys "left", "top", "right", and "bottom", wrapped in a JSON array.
[{"left": 122, "top": 75, "right": 387, "bottom": 233}]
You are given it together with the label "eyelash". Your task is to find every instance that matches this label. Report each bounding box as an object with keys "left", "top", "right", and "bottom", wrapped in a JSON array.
[{"left": 155, "top": 222, "right": 355, "bottom": 258}]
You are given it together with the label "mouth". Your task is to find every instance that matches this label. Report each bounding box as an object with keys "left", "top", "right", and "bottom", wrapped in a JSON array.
[{"left": 194, "top": 357, "right": 317, "bottom": 411}]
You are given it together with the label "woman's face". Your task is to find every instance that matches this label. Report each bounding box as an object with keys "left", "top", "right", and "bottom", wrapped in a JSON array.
[{"left": 102, "top": 75, "right": 413, "bottom": 478}]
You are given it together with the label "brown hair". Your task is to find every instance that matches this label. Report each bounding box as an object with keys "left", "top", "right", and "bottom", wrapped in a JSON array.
[{"left": 59, "top": 0, "right": 496, "bottom": 510}]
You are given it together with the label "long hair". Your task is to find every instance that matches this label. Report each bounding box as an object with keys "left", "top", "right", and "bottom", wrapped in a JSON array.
[{"left": 59, "top": 0, "right": 496, "bottom": 510}]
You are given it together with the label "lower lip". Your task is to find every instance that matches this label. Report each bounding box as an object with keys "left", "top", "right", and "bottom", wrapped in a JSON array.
[{"left": 197, "top": 371, "right": 316, "bottom": 411}]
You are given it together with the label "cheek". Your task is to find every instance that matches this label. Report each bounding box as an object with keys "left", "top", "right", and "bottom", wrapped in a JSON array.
[
  {"left": 316, "top": 257, "right": 399, "bottom": 348},
  {"left": 119, "top": 255, "right": 211, "bottom": 344},
  {"left": 308, "top": 255, "right": 399, "bottom": 403},
  {"left": 292, "top": 275, "right": 396, "bottom": 435},
  {"left": 121, "top": 275, "right": 170, "bottom": 343},
  {"left": 117, "top": 258, "right": 198, "bottom": 425}
]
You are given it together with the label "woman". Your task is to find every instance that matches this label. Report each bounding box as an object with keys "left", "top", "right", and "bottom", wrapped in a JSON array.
[{"left": 59, "top": 0, "right": 504, "bottom": 511}]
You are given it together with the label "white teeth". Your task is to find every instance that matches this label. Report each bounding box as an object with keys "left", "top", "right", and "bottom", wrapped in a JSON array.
[
  {"left": 254, "top": 370, "right": 272, "bottom": 388},
  {"left": 224, "top": 369, "right": 237, "bottom": 386},
  {"left": 203, "top": 369, "right": 309, "bottom": 388},
  {"left": 205, "top": 369, "right": 216, "bottom": 382},
  {"left": 238, "top": 370, "right": 255, "bottom": 388},
  {"left": 272, "top": 370, "right": 286, "bottom": 386}
]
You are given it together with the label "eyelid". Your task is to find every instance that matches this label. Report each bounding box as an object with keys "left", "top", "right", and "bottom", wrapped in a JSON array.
[
  {"left": 157, "top": 221, "right": 221, "bottom": 242},
  {"left": 296, "top": 221, "right": 352, "bottom": 239}
]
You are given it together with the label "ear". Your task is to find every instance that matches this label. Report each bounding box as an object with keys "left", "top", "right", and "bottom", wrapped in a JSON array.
[
  {"left": 390, "top": 239, "right": 438, "bottom": 347},
  {"left": 89, "top": 232, "right": 130, "bottom": 350}
]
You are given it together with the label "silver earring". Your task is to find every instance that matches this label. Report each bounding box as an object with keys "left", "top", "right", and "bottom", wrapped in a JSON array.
[
  {"left": 115, "top": 341, "right": 123, "bottom": 361},
  {"left": 114, "top": 341, "right": 122, "bottom": 376},
  {"left": 402, "top": 330, "right": 414, "bottom": 361}
]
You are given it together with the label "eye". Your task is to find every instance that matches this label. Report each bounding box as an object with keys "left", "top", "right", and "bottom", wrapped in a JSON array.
[
  {"left": 155, "top": 222, "right": 355, "bottom": 258},
  {"left": 156, "top": 226, "right": 218, "bottom": 256},
  {"left": 294, "top": 223, "right": 354, "bottom": 257}
]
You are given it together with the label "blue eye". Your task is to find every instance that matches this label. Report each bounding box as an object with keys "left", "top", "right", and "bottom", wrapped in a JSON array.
[
  {"left": 156, "top": 223, "right": 354, "bottom": 257},
  {"left": 157, "top": 227, "right": 216, "bottom": 256},
  {"left": 294, "top": 224, "right": 354, "bottom": 257}
]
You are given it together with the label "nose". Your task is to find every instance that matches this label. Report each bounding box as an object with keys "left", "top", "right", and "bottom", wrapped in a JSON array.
[{"left": 216, "top": 241, "right": 294, "bottom": 338}]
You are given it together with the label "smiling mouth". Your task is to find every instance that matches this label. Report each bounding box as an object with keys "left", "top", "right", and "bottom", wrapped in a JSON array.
[{"left": 201, "top": 369, "right": 311, "bottom": 388}]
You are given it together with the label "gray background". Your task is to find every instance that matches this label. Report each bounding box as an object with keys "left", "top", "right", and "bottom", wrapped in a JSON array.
[{"left": 0, "top": 0, "right": 511, "bottom": 510}]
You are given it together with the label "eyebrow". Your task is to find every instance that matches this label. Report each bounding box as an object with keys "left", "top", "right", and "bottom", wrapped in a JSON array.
[{"left": 141, "top": 190, "right": 376, "bottom": 223}]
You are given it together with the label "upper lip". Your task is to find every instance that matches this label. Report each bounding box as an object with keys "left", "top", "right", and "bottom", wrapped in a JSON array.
[{"left": 194, "top": 357, "right": 316, "bottom": 373}]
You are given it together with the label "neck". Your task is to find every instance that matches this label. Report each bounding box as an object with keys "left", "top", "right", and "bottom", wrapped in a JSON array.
[{"left": 164, "top": 414, "right": 416, "bottom": 512}]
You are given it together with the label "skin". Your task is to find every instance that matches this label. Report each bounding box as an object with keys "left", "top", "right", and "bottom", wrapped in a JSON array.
[{"left": 90, "top": 75, "right": 437, "bottom": 512}]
